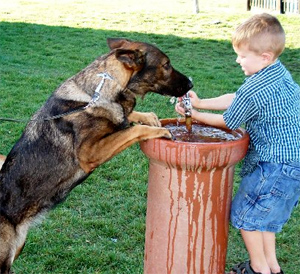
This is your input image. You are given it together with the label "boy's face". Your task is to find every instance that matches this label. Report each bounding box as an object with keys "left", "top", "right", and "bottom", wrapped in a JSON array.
[{"left": 233, "top": 44, "right": 271, "bottom": 76}]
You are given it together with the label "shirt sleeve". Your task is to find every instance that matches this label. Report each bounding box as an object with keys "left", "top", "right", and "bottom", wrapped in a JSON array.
[{"left": 223, "top": 86, "right": 258, "bottom": 130}]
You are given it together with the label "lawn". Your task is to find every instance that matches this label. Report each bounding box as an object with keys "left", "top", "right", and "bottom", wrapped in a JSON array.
[{"left": 0, "top": 1, "right": 300, "bottom": 273}]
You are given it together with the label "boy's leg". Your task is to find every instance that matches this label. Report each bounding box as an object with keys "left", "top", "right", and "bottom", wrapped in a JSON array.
[
  {"left": 241, "top": 229, "right": 271, "bottom": 274},
  {"left": 262, "top": 232, "right": 281, "bottom": 273},
  {"left": 230, "top": 162, "right": 300, "bottom": 273}
]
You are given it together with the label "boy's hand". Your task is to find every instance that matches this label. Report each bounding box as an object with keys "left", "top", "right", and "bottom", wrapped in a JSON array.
[
  {"left": 175, "top": 102, "right": 185, "bottom": 116},
  {"left": 186, "top": 90, "right": 200, "bottom": 108},
  {"left": 175, "top": 102, "right": 196, "bottom": 117},
  {"left": 175, "top": 90, "right": 200, "bottom": 116},
  {"left": 177, "top": 90, "right": 200, "bottom": 107}
]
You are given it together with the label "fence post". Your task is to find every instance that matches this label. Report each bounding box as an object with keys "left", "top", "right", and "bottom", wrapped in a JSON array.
[
  {"left": 193, "top": 0, "right": 199, "bottom": 14},
  {"left": 246, "top": 0, "right": 251, "bottom": 10},
  {"left": 277, "top": 0, "right": 283, "bottom": 13}
]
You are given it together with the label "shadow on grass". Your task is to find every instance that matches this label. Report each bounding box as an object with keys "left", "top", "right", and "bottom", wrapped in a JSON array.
[{"left": 0, "top": 21, "right": 299, "bottom": 274}]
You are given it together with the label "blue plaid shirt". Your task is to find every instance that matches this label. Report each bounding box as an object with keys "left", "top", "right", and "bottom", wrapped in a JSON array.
[{"left": 224, "top": 60, "right": 300, "bottom": 163}]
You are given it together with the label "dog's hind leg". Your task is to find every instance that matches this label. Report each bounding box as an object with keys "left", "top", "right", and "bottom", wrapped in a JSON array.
[
  {"left": 78, "top": 124, "right": 172, "bottom": 173},
  {"left": 0, "top": 219, "right": 16, "bottom": 274},
  {"left": 13, "top": 222, "right": 30, "bottom": 261},
  {"left": 0, "top": 219, "right": 30, "bottom": 274}
]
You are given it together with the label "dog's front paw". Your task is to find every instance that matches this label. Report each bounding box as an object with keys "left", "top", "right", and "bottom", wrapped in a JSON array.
[
  {"left": 128, "top": 111, "right": 161, "bottom": 126},
  {"left": 161, "top": 128, "right": 172, "bottom": 139},
  {"left": 142, "top": 112, "right": 161, "bottom": 127}
]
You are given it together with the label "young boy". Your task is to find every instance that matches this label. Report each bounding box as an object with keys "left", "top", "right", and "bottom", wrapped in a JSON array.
[{"left": 175, "top": 13, "right": 300, "bottom": 274}]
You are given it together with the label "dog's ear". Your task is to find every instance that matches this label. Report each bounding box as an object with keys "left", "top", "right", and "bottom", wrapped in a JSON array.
[
  {"left": 115, "top": 49, "right": 145, "bottom": 71},
  {"left": 107, "top": 38, "right": 132, "bottom": 50}
]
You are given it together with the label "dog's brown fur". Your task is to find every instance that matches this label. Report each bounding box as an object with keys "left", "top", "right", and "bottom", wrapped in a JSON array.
[
  {"left": 0, "top": 38, "right": 192, "bottom": 273},
  {"left": 0, "top": 155, "right": 5, "bottom": 171}
]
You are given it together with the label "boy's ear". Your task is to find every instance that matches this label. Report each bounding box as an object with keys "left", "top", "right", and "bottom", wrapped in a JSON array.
[{"left": 262, "top": 52, "right": 275, "bottom": 62}]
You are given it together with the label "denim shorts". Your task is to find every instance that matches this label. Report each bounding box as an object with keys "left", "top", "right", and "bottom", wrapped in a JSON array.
[{"left": 231, "top": 162, "right": 300, "bottom": 233}]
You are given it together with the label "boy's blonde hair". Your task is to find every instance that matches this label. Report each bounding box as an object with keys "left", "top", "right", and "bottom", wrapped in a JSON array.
[{"left": 232, "top": 13, "right": 285, "bottom": 58}]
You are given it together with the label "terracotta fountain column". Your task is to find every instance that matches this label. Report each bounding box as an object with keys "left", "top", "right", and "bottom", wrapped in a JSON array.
[{"left": 140, "top": 119, "right": 249, "bottom": 274}]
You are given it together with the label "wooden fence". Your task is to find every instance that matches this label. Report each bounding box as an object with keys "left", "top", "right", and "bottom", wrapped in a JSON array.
[{"left": 247, "top": 0, "right": 300, "bottom": 13}]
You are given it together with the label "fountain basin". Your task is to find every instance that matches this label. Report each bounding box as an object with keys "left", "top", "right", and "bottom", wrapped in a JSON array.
[{"left": 140, "top": 118, "right": 249, "bottom": 274}]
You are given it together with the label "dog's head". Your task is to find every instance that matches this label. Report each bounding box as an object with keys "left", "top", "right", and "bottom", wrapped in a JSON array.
[{"left": 107, "top": 38, "right": 193, "bottom": 97}]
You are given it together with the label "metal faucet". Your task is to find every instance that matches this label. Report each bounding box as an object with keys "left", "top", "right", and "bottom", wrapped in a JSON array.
[{"left": 182, "top": 92, "right": 192, "bottom": 117}]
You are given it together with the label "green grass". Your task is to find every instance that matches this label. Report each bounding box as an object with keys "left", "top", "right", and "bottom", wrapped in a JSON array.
[{"left": 1, "top": 1, "right": 300, "bottom": 273}]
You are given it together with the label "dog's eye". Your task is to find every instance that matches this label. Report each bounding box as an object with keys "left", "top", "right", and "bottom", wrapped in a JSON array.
[{"left": 163, "top": 62, "right": 171, "bottom": 70}]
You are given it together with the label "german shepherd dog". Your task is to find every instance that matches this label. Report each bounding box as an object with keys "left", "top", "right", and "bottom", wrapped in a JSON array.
[{"left": 0, "top": 38, "right": 192, "bottom": 273}]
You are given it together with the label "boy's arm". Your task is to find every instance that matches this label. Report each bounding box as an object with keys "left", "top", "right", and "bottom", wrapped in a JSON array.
[
  {"left": 192, "top": 92, "right": 235, "bottom": 110},
  {"left": 192, "top": 111, "right": 229, "bottom": 129},
  {"left": 175, "top": 103, "right": 229, "bottom": 129},
  {"left": 175, "top": 91, "right": 235, "bottom": 129}
]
